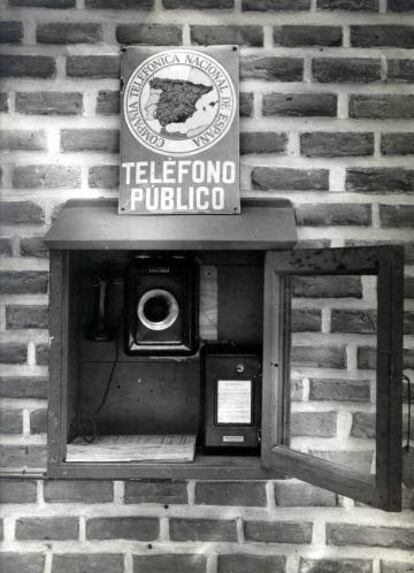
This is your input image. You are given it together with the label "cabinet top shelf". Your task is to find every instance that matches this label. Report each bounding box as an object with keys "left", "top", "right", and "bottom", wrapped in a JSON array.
[{"left": 44, "top": 198, "right": 297, "bottom": 251}]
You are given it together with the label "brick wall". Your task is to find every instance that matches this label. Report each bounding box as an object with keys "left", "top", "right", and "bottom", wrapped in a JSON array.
[{"left": 1, "top": 0, "right": 414, "bottom": 571}]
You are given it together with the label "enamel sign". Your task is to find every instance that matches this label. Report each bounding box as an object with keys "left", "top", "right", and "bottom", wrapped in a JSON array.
[{"left": 119, "top": 46, "right": 240, "bottom": 215}]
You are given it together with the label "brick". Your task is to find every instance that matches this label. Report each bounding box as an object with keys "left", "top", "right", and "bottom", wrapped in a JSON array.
[
  {"left": 388, "top": 0, "right": 414, "bottom": 11},
  {"left": 0, "top": 553, "right": 45, "bottom": 573},
  {"left": 0, "top": 444, "right": 46, "bottom": 468},
  {"left": 0, "top": 408, "right": 23, "bottom": 433},
  {"left": 170, "top": 518, "right": 237, "bottom": 541},
  {"left": 13, "top": 165, "right": 81, "bottom": 189},
  {"left": 195, "top": 481, "right": 266, "bottom": 506},
  {"left": 0, "top": 480, "right": 37, "bottom": 503},
  {"left": 404, "top": 311, "right": 414, "bottom": 334},
  {"left": 0, "top": 343, "right": 26, "bottom": 364},
  {"left": 381, "top": 562, "right": 414, "bottom": 573},
  {"left": 125, "top": 480, "right": 187, "bottom": 504},
  {"left": 6, "top": 305, "right": 48, "bottom": 329},
  {"left": 241, "top": 132, "right": 287, "bottom": 154},
  {"left": 357, "top": 346, "right": 412, "bottom": 370},
  {"left": 381, "top": 133, "right": 414, "bottom": 156},
  {"left": 16, "top": 92, "right": 83, "bottom": 115},
  {"left": 0, "top": 130, "right": 46, "bottom": 152},
  {"left": 380, "top": 205, "right": 414, "bottom": 228},
  {"left": 52, "top": 554, "right": 124, "bottom": 573},
  {"left": 30, "top": 408, "right": 47, "bottom": 434},
  {"left": 96, "top": 90, "right": 120, "bottom": 115},
  {"left": 346, "top": 168, "right": 414, "bottom": 192},
  {"left": 86, "top": 0, "right": 153, "bottom": 6},
  {"left": 10, "top": 0, "right": 75, "bottom": 5},
  {"left": 313, "top": 58, "right": 381, "bottom": 83},
  {"left": 87, "top": 517, "right": 159, "bottom": 540},
  {"left": 116, "top": 24, "right": 181, "bottom": 45},
  {"left": 327, "top": 523, "right": 414, "bottom": 550},
  {"left": 292, "top": 276, "right": 362, "bottom": 298},
  {"left": 263, "top": 93, "right": 337, "bottom": 117},
  {"left": 16, "top": 517, "right": 78, "bottom": 540},
  {"left": 388, "top": 60, "right": 414, "bottom": 83},
  {"left": 252, "top": 167, "right": 329, "bottom": 191},
  {"left": 350, "top": 95, "right": 414, "bottom": 119},
  {"left": 61, "top": 129, "right": 119, "bottom": 153},
  {"left": 0, "top": 21, "right": 23, "bottom": 44},
  {"left": 244, "top": 520, "right": 312, "bottom": 543},
  {"left": 21, "top": 237, "right": 49, "bottom": 258},
  {"left": 191, "top": 26, "right": 263, "bottom": 47},
  {"left": 405, "top": 277, "right": 414, "bottom": 297},
  {"left": 241, "top": 56, "right": 303, "bottom": 81},
  {"left": 351, "top": 412, "right": 375, "bottom": 438},
  {"left": 133, "top": 554, "right": 206, "bottom": 573},
  {"left": 403, "top": 349, "right": 414, "bottom": 369},
  {"left": 218, "top": 554, "right": 286, "bottom": 573},
  {"left": 37, "top": 23, "right": 102, "bottom": 44},
  {"left": 0, "top": 201, "right": 45, "bottom": 224},
  {"left": 291, "top": 411, "right": 337, "bottom": 436},
  {"left": 275, "top": 481, "right": 336, "bottom": 506},
  {"left": 0, "top": 376, "right": 48, "bottom": 399},
  {"left": 67, "top": 56, "right": 120, "bottom": 78},
  {"left": 300, "top": 558, "right": 373, "bottom": 573},
  {"left": 243, "top": 0, "right": 310, "bottom": 10},
  {"left": 331, "top": 309, "right": 377, "bottom": 333},
  {"left": 357, "top": 346, "right": 375, "bottom": 369},
  {"left": 309, "top": 378, "right": 370, "bottom": 402},
  {"left": 292, "top": 309, "right": 321, "bottom": 332},
  {"left": 0, "top": 93, "right": 8, "bottom": 112},
  {"left": 239, "top": 92, "right": 253, "bottom": 117},
  {"left": 301, "top": 132, "right": 373, "bottom": 158},
  {"left": 351, "top": 26, "right": 414, "bottom": 48},
  {"left": 318, "top": 0, "right": 378, "bottom": 8},
  {"left": 45, "top": 480, "right": 113, "bottom": 503},
  {"left": 35, "top": 344, "right": 49, "bottom": 365},
  {"left": 310, "top": 450, "right": 373, "bottom": 473},
  {"left": 0, "top": 55, "right": 55, "bottom": 78},
  {"left": 89, "top": 166, "right": 119, "bottom": 188},
  {"left": 274, "top": 26, "right": 342, "bottom": 46},
  {"left": 291, "top": 345, "right": 346, "bottom": 368},
  {"left": 164, "top": 0, "right": 233, "bottom": 6},
  {"left": 296, "top": 204, "right": 371, "bottom": 226},
  {"left": 0, "top": 238, "right": 12, "bottom": 256}
]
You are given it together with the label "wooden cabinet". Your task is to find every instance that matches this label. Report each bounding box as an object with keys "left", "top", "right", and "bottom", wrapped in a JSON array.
[{"left": 45, "top": 200, "right": 403, "bottom": 511}]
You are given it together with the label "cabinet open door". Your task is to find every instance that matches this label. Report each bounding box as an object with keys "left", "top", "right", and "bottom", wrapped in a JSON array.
[{"left": 261, "top": 247, "right": 404, "bottom": 511}]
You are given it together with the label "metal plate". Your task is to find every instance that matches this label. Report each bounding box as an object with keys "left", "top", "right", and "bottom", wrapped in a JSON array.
[{"left": 120, "top": 46, "right": 240, "bottom": 215}]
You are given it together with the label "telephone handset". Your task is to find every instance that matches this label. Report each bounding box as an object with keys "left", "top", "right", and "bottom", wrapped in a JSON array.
[{"left": 86, "top": 271, "right": 114, "bottom": 341}]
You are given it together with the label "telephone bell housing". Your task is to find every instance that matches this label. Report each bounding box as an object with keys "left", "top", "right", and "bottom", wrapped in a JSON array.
[{"left": 125, "top": 256, "right": 198, "bottom": 355}]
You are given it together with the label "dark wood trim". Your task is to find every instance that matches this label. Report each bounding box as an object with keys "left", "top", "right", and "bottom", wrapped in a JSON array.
[
  {"left": 267, "top": 247, "right": 382, "bottom": 275},
  {"left": 375, "top": 247, "right": 404, "bottom": 511},
  {"left": 262, "top": 246, "right": 404, "bottom": 511},
  {"left": 43, "top": 199, "right": 297, "bottom": 251},
  {"left": 47, "top": 456, "right": 283, "bottom": 480},
  {"left": 270, "top": 446, "right": 377, "bottom": 506},
  {"left": 47, "top": 251, "right": 64, "bottom": 466},
  {"left": 261, "top": 253, "right": 281, "bottom": 467}
]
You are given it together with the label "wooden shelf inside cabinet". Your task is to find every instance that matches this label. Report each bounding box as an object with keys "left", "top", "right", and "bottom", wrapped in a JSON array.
[{"left": 66, "top": 434, "right": 197, "bottom": 463}]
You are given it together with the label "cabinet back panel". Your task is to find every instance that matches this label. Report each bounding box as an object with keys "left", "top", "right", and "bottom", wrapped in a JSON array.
[
  {"left": 79, "top": 360, "right": 200, "bottom": 435},
  {"left": 217, "top": 265, "right": 263, "bottom": 345}
]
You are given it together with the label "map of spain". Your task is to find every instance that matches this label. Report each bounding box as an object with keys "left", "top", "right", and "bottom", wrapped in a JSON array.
[{"left": 145, "top": 77, "right": 215, "bottom": 139}]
